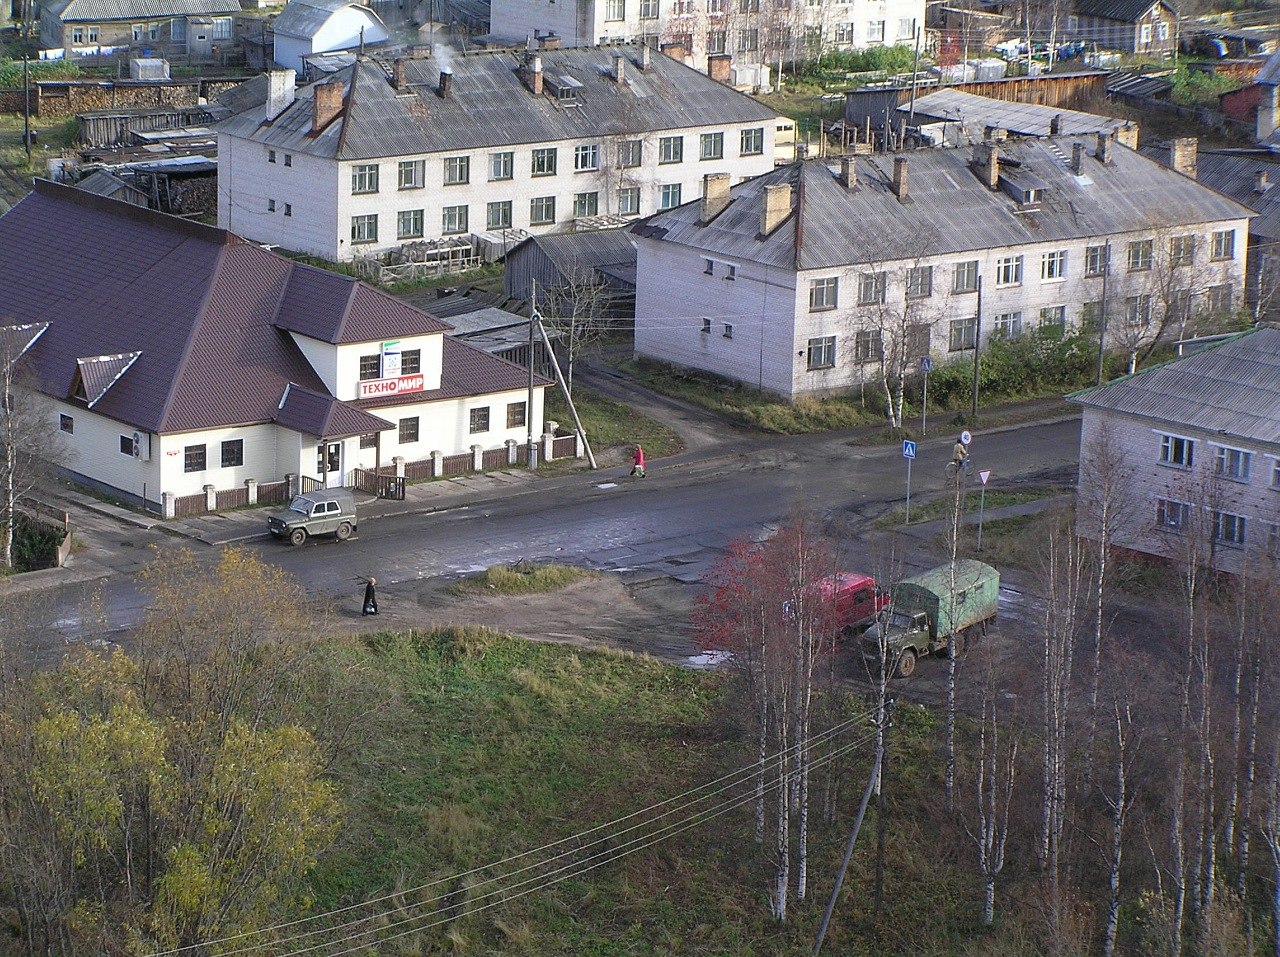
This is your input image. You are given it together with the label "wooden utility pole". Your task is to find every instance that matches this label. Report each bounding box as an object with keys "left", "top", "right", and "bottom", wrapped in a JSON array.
[
  {"left": 23, "top": 55, "right": 31, "bottom": 165},
  {"left": 970, "top": 276, "right": 983, "bottom": 420},
  {"left": 527, "top": 280, "right": 538, "bottom": 469}
]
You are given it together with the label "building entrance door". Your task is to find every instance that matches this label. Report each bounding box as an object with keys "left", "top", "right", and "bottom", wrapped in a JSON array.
[{"left": 316, "top": 442, "right": 342, "bottom": 487}]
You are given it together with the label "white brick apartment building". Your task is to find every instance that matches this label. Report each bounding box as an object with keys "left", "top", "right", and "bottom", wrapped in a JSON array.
[
  {"left": 1070, "top": 327, "right": 1280, "bottom": 577},
  {"left": 217, "top": 45, "right": 779, "bottom": 262},
  {"left": 487, "top": 0, "right": 925, "bottom": 75},
  {"left": 631, "top": 135, "right": 1252, "bottom": 399}
]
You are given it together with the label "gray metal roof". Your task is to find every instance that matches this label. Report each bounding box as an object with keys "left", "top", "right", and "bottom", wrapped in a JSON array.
[
  {"left": 1074, "top": 0, "right": 1172, "bottom": 23},
  {"left": 1069, "top": 327, "right": 1280, "bottom": 445},
  {"left": 272, "top": 0, "right": 384, "bottom": 40},
  {"left": 1107, "top": 72, "right": 1175, "bottom": 98},
  {"left": 634, "top": 141, "right": 1255, "bottom": 271},
  {"left": 446, "top": 306, "right": 528, "bottom": 336},
  {"left": 511, "top": 227, "right": 637, "bottom": 278},
  {"left": 74, "top": 169, "right": 148, "bottom": 205},
  {"left": 218, "top": 45, "right": 780, "bottom": 161},
  {"left": 902, "top": 89, "right": 1128, "bottom": 137},
  {"left": 45, "top": 0, "right": 239, "bottom": 23},
  {"left": 1258, "top": 49, "right": 1280, "bottom": 86},
  {"left": 1140, "top": 144, "right": 1280, "bottom": 244}
]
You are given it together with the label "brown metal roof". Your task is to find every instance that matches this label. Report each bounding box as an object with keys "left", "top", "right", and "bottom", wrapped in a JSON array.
[
  {"left": 77, "top": 352, "right": 141, "bottom": 407},
  {"left": 0, "top": 181, "right": 457, "bottom": 435},
  {"left": 275, "top": 383, "right": 394, "bottom": 438}
]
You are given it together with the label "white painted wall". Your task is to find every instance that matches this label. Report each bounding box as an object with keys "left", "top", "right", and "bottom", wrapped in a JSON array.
[
  {"left": 50, "top": 401, "right": 159, "bottom": 505},
  {"left": 155, "top": 423, "right": 283, "bottom": 497},
  {"left": 274, "top": 6, "right": 390, "bottom": 72},
  {"left": 290, "top": 332, "right": 445, "bottom": 397}
]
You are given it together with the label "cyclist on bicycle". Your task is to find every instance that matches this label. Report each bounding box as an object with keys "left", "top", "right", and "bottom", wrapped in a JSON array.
[{"left": 952, "top": 436, "right": 970, "bottom": 472}]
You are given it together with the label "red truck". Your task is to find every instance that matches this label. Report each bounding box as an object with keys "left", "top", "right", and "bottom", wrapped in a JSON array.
[{"left": 820, "top": 572, "right": 890, "bottom": 638}]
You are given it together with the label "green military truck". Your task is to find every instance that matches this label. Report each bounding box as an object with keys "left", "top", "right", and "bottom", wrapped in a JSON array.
[{"left": 862, "top": 560, "right": 1000, "bottom": 678}]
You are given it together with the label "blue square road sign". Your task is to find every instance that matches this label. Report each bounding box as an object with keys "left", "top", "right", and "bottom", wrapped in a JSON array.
[{"left": 902, "top": 440, "right": 917, "bottom": 459}]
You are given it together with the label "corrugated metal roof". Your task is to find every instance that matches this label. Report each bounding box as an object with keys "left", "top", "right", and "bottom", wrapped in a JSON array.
[
  {"left": 49, "top": 0, "right": 239, "bottom": 23},
  {"left": 1139, "top": 144, "right": 1280, "bottom": 243},
  {"left": 512, "top": 227, "right": 638, "bottom": 278},
  {"left": 275, "top": 383, "right": 393, "bottom": 437},
  {"left": 218, "top": 45, "right": 780, "bottom": 161},
  {"left": 1074, "top": 0, "right": 1172, "bottom": 23},
  {"left": 635, "top": 141, "right": 1255, "bottom": 271},
  {"left": 1257, "top": 49, "right": 1280, "bottom": 86},
  {"left": 272, "top": 0, "right": 384, "bottom": 40},
  {"left": 78, "top": 351, "right": 141, "bottom": 407},
  {"left": 274, "top": 267, "right": 453, "bottom": 343},
  {"left": 1069, "top": 327, "right": 1280, "bottom": 444},
  {"left": 1107, "top": 72, "right": 1175, "bottom": 98},
  {"left": 902, "top": 88, "right": 1128, "bottom": 137},
  {"left": 74, "top": 169, "right": 148, "bottom": 205}
]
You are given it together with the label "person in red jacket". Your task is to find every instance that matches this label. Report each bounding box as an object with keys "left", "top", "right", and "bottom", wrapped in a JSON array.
[{"left": 630, "top": 445, "right": 646, "bottom": 478}]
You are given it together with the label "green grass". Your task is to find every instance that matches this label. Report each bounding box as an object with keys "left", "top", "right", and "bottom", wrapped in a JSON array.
[
  {"left": 547, "top": 384, "right": 683, "bottom": 458},
  {"left": 447, "top": 562, "right": 598, "bottom": 596},
  {"left": 877, "top": 485, "right": 1067, "bottom": 528}
]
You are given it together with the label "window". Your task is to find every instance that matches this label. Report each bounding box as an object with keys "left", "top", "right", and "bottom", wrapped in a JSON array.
[
  {"left": 807, "top": 336, "right": 836, "bottom": 369},
  {"left": 726, "top": 264, "right": 737, "bottom": 281},
  {"left": 442, "top": 205, "right": 468, "bottom": 234},
  {"left": 397, "top": 209, "right": 425, "bottom": 239},
  {"left": 708, "top": 30, "right": 727, "bottom": 54},
  {"left": 1215, "top": 446, "right": 1252, "bottom": 482},
  {"left": 1126, "top": 294, "right": 1152, "bottom": 325},
  {"left": 741, "top": 127, "right": 764, "bottom": 156},
  {"left": 1207, "top": 284, "right": 1234, "bottom": 313},
  {"left": 72, "top": 26, "right": 84, "bottom": 42},
  {"left": 268, "top": 149, "right": 277, "bottom": 163},
  {"left": 359, "top": 354, "right": 381, "bottom": 380},
  {"left": 1213, "top": 511, "right": 1247, "bottom": 548},
  {"left": 858, "top": 272, "right": 886, "bottom": 305},
  {"left": 810, "top": 276, "right": 839, "bottom": 310},
  {"left": 708, "top": 0, "right": 724, "bottom": 11},
  {"left": 469, "top": 407, "right": 490, "bottom": 434},
  {"left": 284, "top": 154, "right": 292, "bottom": 167},
  {"left": 490, "top": 151, "right": 514, "bottom": 181},
  {"left": 1170, "top": 234, "right": 1195, "bottom": 266},
  {"left": 444, "top": 155, "right": 470, "bottom": 185},
  {"left": 1211, "top": 229, "right": 1236, "bottom": 261},
  {"left": 211, "top": 16, "right": 231, "bottom": 38},
  {"left": 1139, "top": 22, "right": 1152, "bottom": 44},
  {"left": 59, "top": 414, "right": 73, "bottom": 434},
  {"left": 507, "top": 401, "right": 527, "bottom": 429},
  {"left": 855, "top": 329, "right": 884, "bottom": 362},
  {"left": 1039, "top": 305, "right": 1066, "bottom": 335},
  {"left": 619, "top": 140, "right": 642, "bottom": 168},
  {"left": 618, "top": 186, "right": 640, "bottom": 216},
  {"left": 640, "top": 0, "right": 658, "bottom": 17},
  {"left": 267, "top": 199, "right": 276, "bottom": 212},
  {"left": 700, "top": 132, "right": 724, "bottom": 161},
  {"left": 532, "top": 148, "right": 558, "bottom": 177},
  {"left": 835, "top": 22, "right": 854, "bottom": 43},
  {"left": 1159, "top": 433, "right": 1194, "bottom": 468},
  {"left": 487, "top": 201, "right": 512, "bottom": 230},
  {"left": 739, "top": 0, "right": 759, "bottom": 11},
  {"left": 184, "top": 444, "right": 206, "bottom": 473},
  {"left": 221, "top": 439, "right": 244, "bottom": 468},
  {"left": 1157, "top": 20, "right": 1170, "bottom": 39},
  {"left": 906, "top": 265, "right": 932, "bottom": 299},
  {"left": 1127, "top": 239, "right": 1153, "bottom": 271},
  {"left": 88, "top": 25, "right": 98, "bottom": 40},
  {"left": 119, "top": 434, "right": 135, "bottom": 456},
  {"left": 605, "top": 0, "right": 624, "bottom": 19},
  {"left": 704, "top": 258, "right": 715, "bottom": 275},
  {"left": 401, "top": 349, "right": 421, "bottom": 375},
  {"left": 949, "top": 316, "right": 978, "bottom": 351},
  {"left": 995, "top": 255, "right": 1023, "bottom": 287},
  {"left": 953, "top": 260, "right": 979, "bottom": 293},
  {"left": 574, "top": 192, "right": 599, "bottom": 217},
  {"left": 659, "top": 136, "right": 683, "bottom": 165},
  {"left": 994, "top": 311, "right": 1022, "bottom": 338},
  {"left": 284, "top": 203, "right": 292, "bottom": 217},
  {"left": 1272, "top": 458, "right": 1280, "bottom": 488},
  {"left": 701, "top": 317, "right": 712, "bottom": 334},
  {"left": 351, "top": 214, "right": 378, "bottom": 243},
  {"left": 867, "top": 19, "right": 885, "bottom": 41},
  {"left": 1041, "top": 249, "right": 1067, "bottom": 281},
  {"left": 1157, "top": 498, "right": 1191, "bottom": 530},
  {"left": 897, "top": 16, "right": 915, "bottom": 37},
  {"left": 360, "top": 433, "right": 378, "bottom": 450},
  {"left": 658, "top": 183, "right": 682, "bottom": 210},
  {"left": 170, "top": 17, "right": 185, "bottom": 40},
  {"left": 351, "top": 164, "right": 379, "bottom": 194},
  {"left": 1171, "top": 287, "right": 1193, "bottom": 322},
  {"left": 132, "top": 23, "right": 145, "bottom": 41},
  {"left": 1067, "top": 13, "right": 1079, "bottom": 30},
  {"left": 398, "top": 159, "right": 425, "bottom": 189},
  {"left": 723, "top": 323, "right": 734, "bottom": 339},
  {"left": 399, "top": 417, "right": 419, "bottom": 444},
  {"left": 1085, "top": 244, "right": 1109, "bottom": 276},
  {"left": 574, "top": 143, "right": 600, "bottom": 171},
  {"left": 530, "top": 196, "right": 556, "bottom": 225},
  {"left": 737, "top": 28, "right": 760, "bottom": 51}
]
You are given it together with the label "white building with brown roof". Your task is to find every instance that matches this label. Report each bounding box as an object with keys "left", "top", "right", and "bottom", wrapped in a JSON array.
[{"left": 0, "top": 181, "right": 548, "bottom": 513}]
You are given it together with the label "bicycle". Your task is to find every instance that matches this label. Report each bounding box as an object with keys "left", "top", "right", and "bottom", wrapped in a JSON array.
[{"left": 944, "top": 458, "right": 971, "bottom": 487}]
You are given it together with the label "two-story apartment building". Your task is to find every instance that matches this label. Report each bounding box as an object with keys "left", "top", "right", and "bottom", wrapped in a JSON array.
[
  {"left": 631, "top": 135, "right": 1252, "bottom": 399},
  {"left": 1070, "top": 327, "right": 1280, "bottom": 576},
  {"left": 216, "top": 45, "right": 780, "bottom": 261},
  {"left": 40, "top": 0, "right": 241, "bottom": 55},
  {"left": 488, "top": 0, "right": 925, "bottom": 74},
  {"left": 0, "top": 180, "right": 547, "bottom": 513}
]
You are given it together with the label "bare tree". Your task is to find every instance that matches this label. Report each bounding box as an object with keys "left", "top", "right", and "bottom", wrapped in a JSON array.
[
  {"left": 1100, "top": 693, "right": 1140, "bottom": 957},
  {"left": 540, "top": 266, "right": 614, "bottom": 396},
  {"left": 967, "top": 664, "right": 1018, "bottom": 927}
]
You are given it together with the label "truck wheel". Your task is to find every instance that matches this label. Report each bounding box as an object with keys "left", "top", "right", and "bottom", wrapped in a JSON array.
[
  {"left": 336, "top": 522, "right": 353, "bottom": 541},
  {"left": 289, "top": 528, "right": 307, "bottom": 547},
  {"left": 895, "top": 649, "right": 917, "bottom": 679}
]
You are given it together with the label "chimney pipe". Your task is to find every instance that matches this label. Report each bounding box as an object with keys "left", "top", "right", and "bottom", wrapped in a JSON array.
[
  {"left": 437, "top": 68, "right": 452, "bottom": 98},
  {"left": 979, "top": 143, "right": 999, "bottom": 189},
  {"left": 613, "top": 52, "right": 625, "bottom": 84},
  {"left": 840, "top": 155, "right": 856, "bottom": 190},
  {"left": 1071, "top": 141, "right": 1085, "bottom": 176},
  {"left": 393, "top": 57, "right": 408, "bottom": 92},
  {"left": 1256, "top": 170, "right": 1271, "bottom": 193},
  {"left": 1170, "top": 136, "right": 1198, "bottom": 178},
  {"left": 640, "top": 44, "right": 651, "bottom": 72},
  {"left": 537, "top": 31, "right": 561, "bottom": 49},
  {"left": 528, "top": 55, "right": 543, "bottom": 95},
  {"left": 1096, "top": 131, "right": 1112, "bottom": 164},
  {"left": 760, "top": 183, "right": 791, "bottom": 235},
  {"left": 312, "top": 80, "right": 344, "bottom": 132},
  {"left": 892, "top": 156, "right": 909, "bottom": 202},
  {"left": 264, "top": 68, "right": 296, "bottom": 123},
  {"left": 701, "top": 172, "right": 731, "bottom": 222},
  {"left": 1050, "top": 113, "right": 1063, "bottom": 135}
]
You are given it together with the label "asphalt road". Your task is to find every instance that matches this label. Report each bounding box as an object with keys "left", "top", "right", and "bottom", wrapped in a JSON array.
[{"left": 16, "top": 417, "right": 1082, "bottom": 665}]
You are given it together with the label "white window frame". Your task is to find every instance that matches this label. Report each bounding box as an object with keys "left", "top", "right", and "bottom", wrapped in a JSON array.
[
  {"left": 398, "top": 159, "right": 425, "bottom": 190},
  {"left": 953, "top": 260, "right": 978, "bottom": 293},
  {"left": 658, "top": 183, "right": 682, "bottom": 210},
  {"left": 807, "top": 335, "right": 836, "bottom": 370},
  {"left": 574, "top": 143, "right": 600, "bottom": 172},
  {"left": 486, "top": 200, "right": 512, "bottom": 230},
  {"left": 397, "top": 209, "right": 426, "bottom": 239},
  {"left": 994, "top": 311, "right": 1022, "bottom": 339},
  {"left": 1158, "top": 431, "right": 1194, "bottom": 469},
  {"left": 1041, "top": 249, "right": 1067, "bottom": 282},
  {"left": 351, "top": 213, "right": 378, "bottom": 243},
  {"left": 1211, "top": 229, "right": 1236, "bottom": 261},
  {"left": 1213, "top": 444, "right": 1252, "bottom": 482},
  {"left": 443, "top": 155, "right": 470, "bottom": 185},
  {"left": 810, "top": 276, "right": 839, "bottom": 311},
  {"left": 441, "top": 205, "right": 468, "bottom": 235},
  {"left": 1156, "top": 498, "right": 1191, "bottom": 531},
  {"left": 700, "top": 132, "right": 725, "bottom": 161},
  {"left": 949, "top": 316, "right": 977, "bottom": 352},
  {"left": 659, "top": 136, "right": 683, "bottom": 165},
  {"left": 995, "top": 255, "right": 1023, "bottom": 287},
  {"left": 573, "top": 191, "right": 599, "bottom": 217},
  {"left": 490, "top": 151, "right": 514, "bottom": 181},
  {"left": 857, "top": 271, "right": 885, "bottom": 305},
  {"left": 1213, "top": 510, "right": 1247, "bottom": 548},
  {"left": 618, "top": 186, "right": 640, "bottom": 216}
]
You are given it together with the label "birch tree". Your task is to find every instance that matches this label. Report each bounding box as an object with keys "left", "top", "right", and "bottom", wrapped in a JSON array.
[
  {"left": 967, "top": 665, "right": 1018, "bottom": 927},
  {"left": 540, "top": 265, "right": 614, "bottom": 397}
]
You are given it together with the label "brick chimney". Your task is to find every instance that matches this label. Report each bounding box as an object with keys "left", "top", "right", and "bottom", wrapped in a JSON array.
[
  {"left": 760, "top": 183, "right": 791, "bottom": 235},
  {"left": 393, "top": 57, "right": 408, "bottom": 92},
  {"left": 437, "top": 67, "right": 452, "bottom": 98},
  {"left": 840, "top": 155, "right": 857, "bottom": 190},
  {"left": 661, "top": 39, "right": 687, "bottom": 61},
  {"left": 984, "top": 125, "right": 1007, "bottom": 143},
  {"left": 1170, "top": 136, "right": 1197, "bottom": 178},
  {"left": 1070, "top": 141, "right": 1085, "bottom": 176},
  {"left": 264, "top": 69, "right": 296, "bottom": 123},
  {"left": 1096, "top": 131, "right": 1112, "bottom": 164},
  {"left": 1256, "top": 169, "right": 1272, "bottom": 193},
  {"left": 707, "top": 53, "right": 732, "bottom": 84},
  {"left": 892, "top": 156, "right": 909, "bottom": 202},
  {"left": 701, "top": 172, "right": 731, "bottom": 222},
  {"left": 312, "top": 80, "right": 344, "bottom": 132},
  {"left": 976, "top": 143, "right": 999, "bottom": 189},
  {"left": 521, "top": 55, "right": 544, "bottom": 95},
  {"left": 537, "top": 32, "right": 562, "bottom": 49},
  {"left": 612, "top": 52, "right": 625, "bottom": 84},
  {"left": 1050, "top": 113, "right": 1063, "bottom": 135},
  {"left": 640, "top": 44, "right": 651, "bottom": 72},
  {"left": 1116, "top": 123, "right": 1138, "bottom": 149},
  {"left": 1259, "top": 84, "right": 1280, "bottom": 143}
]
